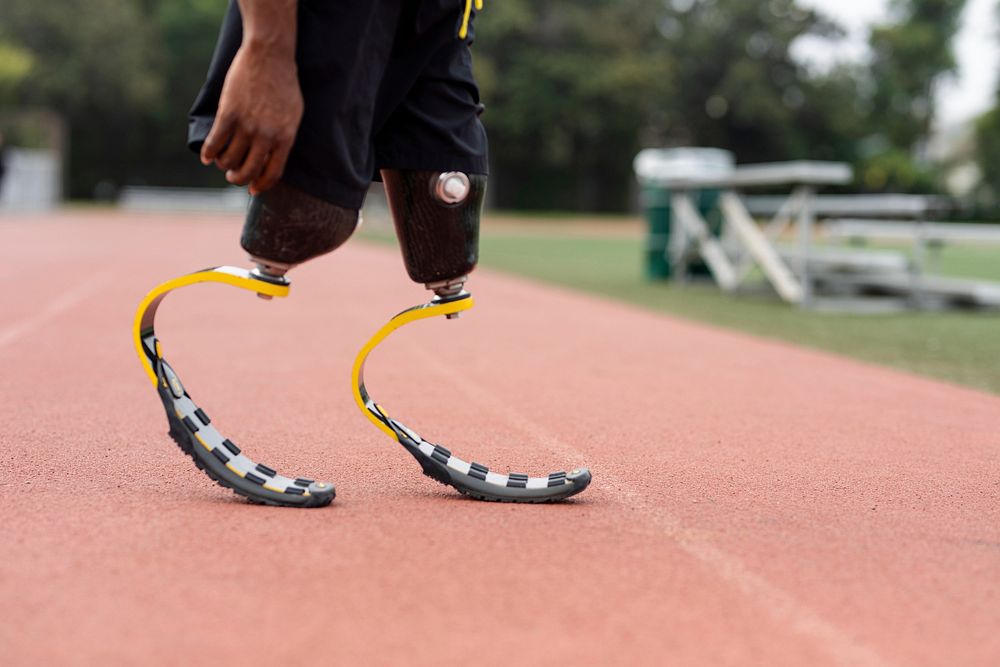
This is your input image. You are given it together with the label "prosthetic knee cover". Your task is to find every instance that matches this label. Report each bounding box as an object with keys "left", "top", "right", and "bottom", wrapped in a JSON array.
[
  {"left": 242, "top": 181, "right": 360, "bottom": 277},
  {"left": 381, "top": 170, "right": 485, "bottom": 296},
  {"left": 351, "top": 169, "right": 592, "bottom": 502}
]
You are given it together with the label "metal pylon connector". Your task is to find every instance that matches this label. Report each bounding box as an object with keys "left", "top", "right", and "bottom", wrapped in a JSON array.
[
  {"left": 426, "top": 276, "right": 468, "bottom": 319},
  {"left": 250, "top": 256, "right": 294, "bottom": 299}
]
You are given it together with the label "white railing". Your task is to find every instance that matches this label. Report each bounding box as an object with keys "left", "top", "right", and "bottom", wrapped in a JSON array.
[{"left": 118, "top": 186, "right": 249, "bottom": 213}]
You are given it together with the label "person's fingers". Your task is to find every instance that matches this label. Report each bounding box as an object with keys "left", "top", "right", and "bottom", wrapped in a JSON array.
[
  {"left": 249, "top": 141, "right": 293, "bottom": 195},
  {"left": 213, "top": 127, "right": 252, "bottom": 172},
  {"left": 226, "top": 140, "right": 272, "bottom": 186},
  {"left": 200, "top": 114, "right": 235, "bottom": 165}
]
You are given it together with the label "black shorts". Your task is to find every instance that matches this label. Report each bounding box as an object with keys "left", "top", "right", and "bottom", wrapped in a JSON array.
[{"left": 188, "top": 0, "right": 489, "bottom": 210}]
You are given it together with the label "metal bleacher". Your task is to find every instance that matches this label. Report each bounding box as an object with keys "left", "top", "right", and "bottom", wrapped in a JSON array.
[{"left": 634, "top": 149, "right": 1000, "bottom": 311}]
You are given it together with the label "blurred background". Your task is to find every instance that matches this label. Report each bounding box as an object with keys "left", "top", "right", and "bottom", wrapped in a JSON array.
[{"left": 0, "top": 0, "right": 996, "bottom": 213}]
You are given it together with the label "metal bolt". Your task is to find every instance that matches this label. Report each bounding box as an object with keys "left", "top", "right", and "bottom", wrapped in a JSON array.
[{"left": 435, "top": 172, "right": 471, "bottom": 205}]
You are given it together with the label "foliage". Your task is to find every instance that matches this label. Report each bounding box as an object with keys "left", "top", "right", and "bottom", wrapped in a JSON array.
[
  {"left": 974, "top": 106, "right": 1000, "bottom": 205},
  {"left": 0, "top": 0, "right": 162, "bottom": 195},
  {"left": 974, "top": 3, "right": 1000, "bottom": 209},
  {"left": 654, "top": 0, "right": 861, "bottom": 163},
  {"left": 866, "top": 0, "right": 966, "bottom": 154},
  {"left": 857, "top": 147, "right": 940, "bottom": 193},
  {"left": 0, "top": 0, "right": 164, "bottom": 111},
  {"left": 476, "top": 0, "right": 869, "bottom": 209},
  {"left": 475, "top": 0, "right": 673, "bottom": 210},
  {"left": 0, "top": 0, "right": 227, "bottom": 196},
  {"left": 0, "top": 41, "right": 34, "bottom": 105}
]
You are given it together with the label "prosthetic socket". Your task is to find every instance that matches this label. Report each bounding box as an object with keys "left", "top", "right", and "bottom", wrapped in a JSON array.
[
  {"left": 242, "top": 181, "right": 360, "bottom": 277},
  {"left": 242, "top": 171, "right": 485, "bottom": 296},
  {"left": 381, "top": 169, "right": 486, "bottom": 296}
]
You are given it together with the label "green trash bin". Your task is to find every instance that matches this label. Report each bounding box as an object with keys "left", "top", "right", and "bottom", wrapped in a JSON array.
[
  {"left": 642, "top": 186, "right": 672, "bottom": 280},
  {"left": 635, "top": 148, "right": 734, "bottom": 281},
  {"left": 641, "top": 185, "right": 723, "bottom": 280}
]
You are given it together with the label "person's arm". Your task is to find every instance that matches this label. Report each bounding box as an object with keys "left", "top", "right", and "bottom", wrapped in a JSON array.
[{"left": 200, "top": 0, "right": 302, "bottom": 195}]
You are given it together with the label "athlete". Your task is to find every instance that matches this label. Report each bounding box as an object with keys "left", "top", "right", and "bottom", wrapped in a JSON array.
[
  {"left": 132, "top": 0, "right": 591, "bottom": 507},
  {"left": 189, "top": 0, "right": 488, "bottom": 279}
]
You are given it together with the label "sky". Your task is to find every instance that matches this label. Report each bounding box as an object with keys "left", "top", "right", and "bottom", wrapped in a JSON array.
[{"left": 794, "top": 0, "right": 998, "bottom": 128}]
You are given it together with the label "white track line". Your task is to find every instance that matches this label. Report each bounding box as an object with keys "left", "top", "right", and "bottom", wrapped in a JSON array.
[
  {"left": 404, "top": 344, "right": 889, "bottom": 667},
  {"left": 0, "top": 272, "right": 113, "bottom": 351}
]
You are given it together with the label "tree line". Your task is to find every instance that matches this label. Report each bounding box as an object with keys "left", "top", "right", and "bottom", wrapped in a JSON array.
[{"left": 0, "top": 0, "right": 993, "bottom": 213}]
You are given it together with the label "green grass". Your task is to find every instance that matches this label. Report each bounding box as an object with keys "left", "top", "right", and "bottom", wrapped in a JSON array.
[{"left": 361, "top": 224, "right": 1000, "bottom": 394}]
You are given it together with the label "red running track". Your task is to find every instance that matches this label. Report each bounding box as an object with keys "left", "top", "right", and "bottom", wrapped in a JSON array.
[{"left": 1, "top": 211, "right": 999, "bottom": 666}]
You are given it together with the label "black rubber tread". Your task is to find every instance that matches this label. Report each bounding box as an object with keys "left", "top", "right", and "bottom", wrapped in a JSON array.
[
  {"left": 454, "top": 488, "right": 570, "bottom": 504},
  {"left": 399, "top": 439, "right": 587, "bottom": 504},
  {"left": 163, "top": 407, "right": 333, "bottom": 508}
]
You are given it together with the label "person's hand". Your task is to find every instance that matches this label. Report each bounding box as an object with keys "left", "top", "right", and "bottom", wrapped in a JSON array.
[{"left": 200, "top": 44, "right": 303, "bottom": 195}]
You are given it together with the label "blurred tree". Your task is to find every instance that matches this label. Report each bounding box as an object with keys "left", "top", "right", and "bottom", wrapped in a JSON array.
[
  {"left": 0, "top": 0, "right": 228, "bottom": 197},
  {"left": 972, "top": 2, "right": 1000, "bottom": 209},
  {"left": 0, "top": 41, "right": 34, "bottom": 106},
  {"left": 0, "top": 0, "right": 166, "bottom": 196},
  {"left": 138, "top": 0, "right": 229, "bottom": 187},
  {"left": 477, "top": 0, "right": 866, "bottom": 210},
  {"left": 974, "top": 106, "right": 1000, "bottom": 205},
  {"left": 657, "top": 0, "right": 863, "bottom": 164},
  {"left": 475, "top": 0, "right": 673, "bottom": 210},
  {"left": 0, "top": 1, "right": 163, "bottom": 111},
  {"left": 859, "top": 0, "right": 966, "bottom": 191},
  {"left": 855, "top": 145, "right": 940, "bottom": 193}
]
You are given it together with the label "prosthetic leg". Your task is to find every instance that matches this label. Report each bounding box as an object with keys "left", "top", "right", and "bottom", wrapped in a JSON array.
[
  {"left": 133, "top": 183, "right": 358, "bottom": 507},
  {"left": 352, "top": 170, "right": 592, "bottom": 502},
  {"left": 135, "top": 176, "right": 591, "bottom": 506}
]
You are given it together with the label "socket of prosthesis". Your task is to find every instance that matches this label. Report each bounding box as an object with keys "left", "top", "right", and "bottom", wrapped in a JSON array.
[
  {"left": 381, "top": 169, "right": 486, "bottom": 300},
  {"left": 242, "top": 181, "right": 360, "bottom": 276}
]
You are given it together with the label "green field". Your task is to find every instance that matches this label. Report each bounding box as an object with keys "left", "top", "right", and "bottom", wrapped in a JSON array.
[{"left": 362, "top": 218, "right": 1000, "bottom": 394}]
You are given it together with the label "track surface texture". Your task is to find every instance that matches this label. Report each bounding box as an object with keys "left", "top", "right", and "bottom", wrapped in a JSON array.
[{"left": 2, "top": 211, "right": 999, "bottom": 666}]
